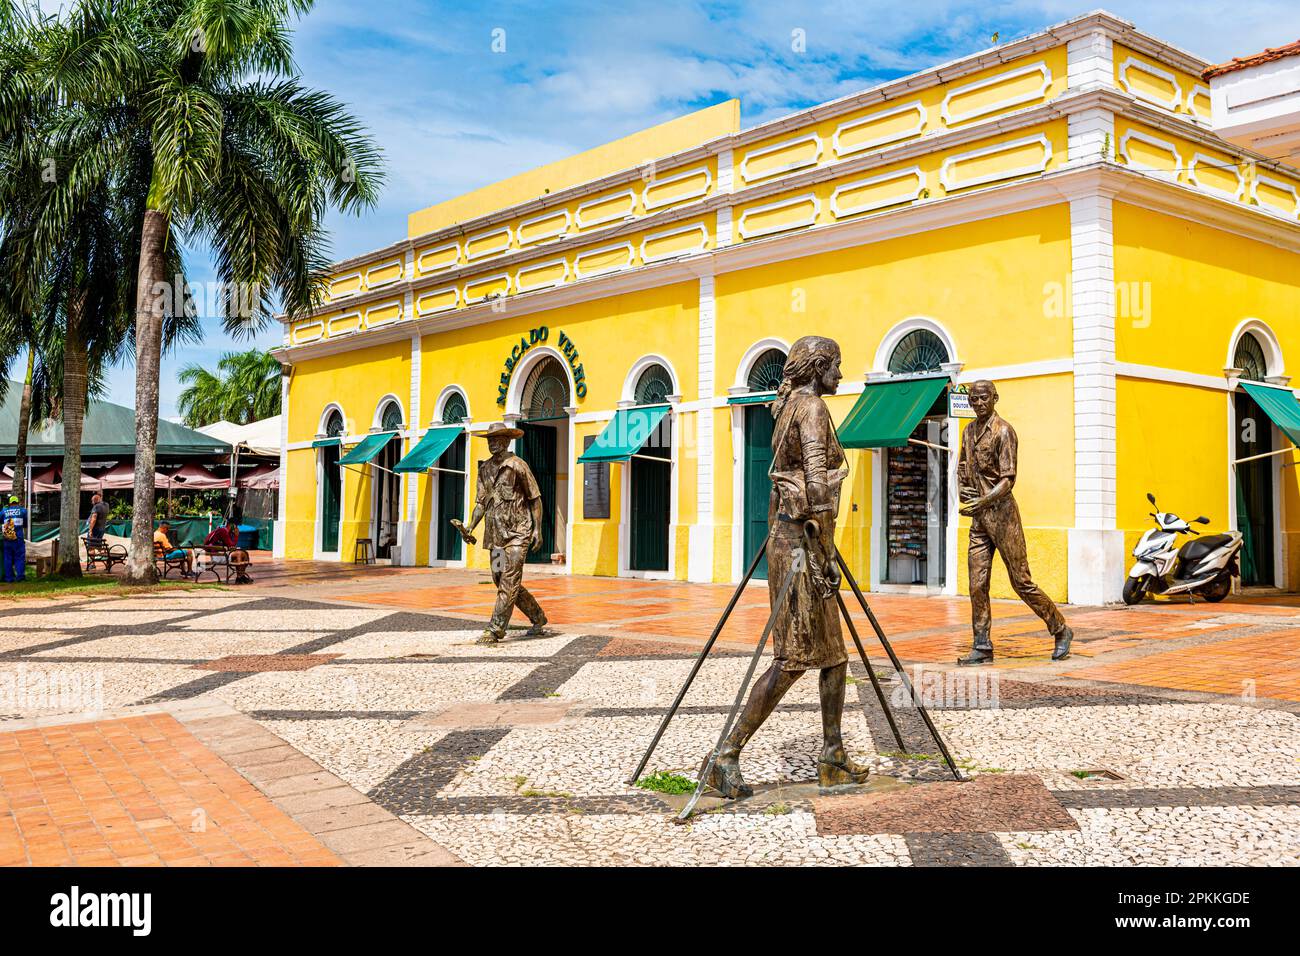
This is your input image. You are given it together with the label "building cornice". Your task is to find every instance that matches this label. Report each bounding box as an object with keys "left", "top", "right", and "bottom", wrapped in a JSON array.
[{"left": 274, "top": 159, "right": 1300, "bottom": 367}]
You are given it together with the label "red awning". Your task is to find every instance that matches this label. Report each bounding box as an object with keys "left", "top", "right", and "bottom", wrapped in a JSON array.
[
  {"left": 238, "top": 464, "right": 280, "bottom": 490},
  {"left": 96, "top": 462, "right": 168, "bottom": 490},
  {"left": 167, "top": 462, "right": 230, "bottom": 489}
]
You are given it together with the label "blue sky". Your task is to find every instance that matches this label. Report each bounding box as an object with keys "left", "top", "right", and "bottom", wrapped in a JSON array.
[{"left": 81, "top": 0, "right": 1299, "bottom": 418}]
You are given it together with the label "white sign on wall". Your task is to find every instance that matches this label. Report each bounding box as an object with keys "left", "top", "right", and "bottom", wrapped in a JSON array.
[{"left": 949, "top": 388, "right": 976, "bottom": 419}]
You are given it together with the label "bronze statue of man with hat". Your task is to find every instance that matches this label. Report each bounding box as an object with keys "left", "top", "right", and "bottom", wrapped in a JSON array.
[
  {"left": 454, "top": 422, "right": 549, "bottom": 644},
  {"left": 956, "top": 380, "right": 1072, "bottom": 665}
]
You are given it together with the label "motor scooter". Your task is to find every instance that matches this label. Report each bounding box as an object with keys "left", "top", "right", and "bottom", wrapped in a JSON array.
[{"left": 1123, "top": 493, "right": 1242, "bottom": 604}]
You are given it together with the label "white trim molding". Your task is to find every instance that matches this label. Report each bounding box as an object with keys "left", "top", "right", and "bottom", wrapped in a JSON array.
[
  {"left": 833, "top": 100, "right": 926, "bottom": 158},
  {"left": 1067, "top": 190, "right": 1125, "bottom": 605},
  {"left": 691, "top": 275, "right": 717, "bottom": 583},
  {"left": 940, "top": 61, "right": 1052, "bottom": 126},
  {"left": 939, "top": 133, "right": 1052, "bottom": 192}
]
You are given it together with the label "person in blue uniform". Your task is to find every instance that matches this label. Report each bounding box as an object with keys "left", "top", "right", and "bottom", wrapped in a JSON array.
[{"left": 1, "top": 495, "right": 28, "bottom": 583}]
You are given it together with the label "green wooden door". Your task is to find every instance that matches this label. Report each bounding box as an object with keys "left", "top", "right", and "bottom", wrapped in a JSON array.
[
  {"left": 743, "top": 404, "right": 775, "bottom": 579},
  {"left": 321, "top": 445, "right": 341, "bottom": 553},
  {"left": 435, "top": 434, "right": 466, "bottom": 561},
  {"left": 1235, "top": 391, "right": 1275, "bottom": 586},
  {"left": 631, "top": 455, "right": 670, "bottom": 571},
  {"left": 520, "top": 424, "right": 557, "bottom": 563}
]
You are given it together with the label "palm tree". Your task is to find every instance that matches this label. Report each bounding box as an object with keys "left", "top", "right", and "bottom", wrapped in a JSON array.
[
  {"left": 5, "top": 1, "right": 382, "bottom": 582},
  {"left": 177, "top": 348, "right": 281, "bottom": 427},
  {"left": 1, "top": 3, "right": 201, "bottom": 576}
]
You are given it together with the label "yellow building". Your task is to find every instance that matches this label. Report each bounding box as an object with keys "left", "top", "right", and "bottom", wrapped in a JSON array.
[{"left": 272, "top": 10, "right": 1300, "bottom": 606}]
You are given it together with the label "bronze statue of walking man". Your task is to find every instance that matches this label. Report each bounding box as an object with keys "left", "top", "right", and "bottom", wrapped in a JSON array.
[
  {"left": 454, "top": 423, "right": 549, "bottom": 645},
  {"left": 701, "top": 335, "right": 870, "bottom": 799},
  {"left": 957, "top": 381, "right": 1072, "bottom": 665}
]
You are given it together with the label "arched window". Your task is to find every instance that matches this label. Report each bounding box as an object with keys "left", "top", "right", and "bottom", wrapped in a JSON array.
[
  {"left": 379, "top": 402, "right": 403, "bottom": 432},
  {"left": 633, "top": 364, "right": 673, "bottom": 406},
  {"left": 888, "top": 329, "right": 949, "bottom": 374},
  {"left": 747, "top": 349, "right": 786, "bottom": 392},
  {"left": 441, "top": 393, "right": 468, "bottom": 425},
  {"left": 1234, "top": 333, "right": 1268, "bottom": 382},
  {"left": 521, "top": 356, "right": 570, "bottom": 419},
  {"left": 324, "top": 409, "right": 344, "bottom": 437}
]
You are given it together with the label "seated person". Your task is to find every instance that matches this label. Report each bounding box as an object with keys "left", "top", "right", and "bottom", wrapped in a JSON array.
[
  {"left": 153, "top": 521, "right": 192, "bottom": 576},
  {"left": 203, "top": 519, "right": 239, "bottom": 550}
]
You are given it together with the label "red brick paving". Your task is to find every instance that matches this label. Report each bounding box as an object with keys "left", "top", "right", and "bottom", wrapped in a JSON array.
[{"left": 0, "top": 714, "right": 340, "bottom": 867}]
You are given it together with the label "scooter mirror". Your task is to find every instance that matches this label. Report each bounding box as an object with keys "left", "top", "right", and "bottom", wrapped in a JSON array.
[
  {"left": 1195, "top": 516, "right": 1211, "bottom": 524},
  {"left": 1146, "top": 492, "right": 1156, "bottom": 505}
]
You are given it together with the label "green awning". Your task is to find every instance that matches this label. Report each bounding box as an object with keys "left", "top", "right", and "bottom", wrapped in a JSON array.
[
  {"left": 578, "top": 406, "right": 671, "bottom": 463},
  {"left": 394, "top": 426, "right": 461, "bottom": 473},
  {"left": 838, "top": 375, "right": 949, "bottom": 449},
  {"left": 338, "top": 431, "right": 397, "bottom": 465},
  {"left": 727, "top": 391, "right": 776, "bottom": 406},
  {"left": 311, "top": 437, "right": 341, "bottom": 448},
  {"left": 1241, "top": 382, "right": 1300, "bottom": 447}
]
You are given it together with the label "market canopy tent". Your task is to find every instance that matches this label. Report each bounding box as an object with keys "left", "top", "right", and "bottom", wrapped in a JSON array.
[
  {"left": 196, "top": 415, "right": 281, "bottom": 457},
  {"left": 167, "top": 462, "right": 230, "bottom": 489},
  {"left": 96, "top": 462, "right": 169, "bottom": 490},
  {"left": 577, "top": 406, "right": 671, "bottom": 463},
  {"left": 837, "top": 376, "right": 950, "bottom": 449},
  {"left": 238, "top": 463, "right": 280, "bottom": 489},
  {"left": 0, "top": 381, "right": 231, "bottom": 459},
  {"left": 1237, "top": 382, "right": 1300, "bottom": 461},
  {"left": 394, "top": 426, "right": 461, "bottom": 473}
]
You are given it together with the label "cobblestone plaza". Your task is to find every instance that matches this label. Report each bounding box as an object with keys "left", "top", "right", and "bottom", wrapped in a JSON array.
[{"left": 1, "top": 565, "right": 1296, "bottom": 867}]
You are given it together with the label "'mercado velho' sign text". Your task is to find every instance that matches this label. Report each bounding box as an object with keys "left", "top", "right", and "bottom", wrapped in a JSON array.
[{"left": 497, "top": 327, "right": 588, "bottom": 406}]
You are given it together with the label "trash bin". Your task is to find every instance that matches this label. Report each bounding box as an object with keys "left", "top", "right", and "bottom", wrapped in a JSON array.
[{"left": 237, "top": 525, "right": 259, "bottom": 550}]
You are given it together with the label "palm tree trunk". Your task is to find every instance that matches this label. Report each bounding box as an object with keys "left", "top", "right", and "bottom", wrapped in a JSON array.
[
  {"left": 11, "top": 350, "right": 34, "bottom": 507},
  {"left": 126, "top": 207, "right": 169, "bottom": 584},
  {"left": 56, "top": 302, "right": 87, "bottom": 577}
]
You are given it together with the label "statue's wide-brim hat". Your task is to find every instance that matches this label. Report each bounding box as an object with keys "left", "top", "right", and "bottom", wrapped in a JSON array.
[{"left": 478, "top": 422, "right": 524, "bottom": 440}]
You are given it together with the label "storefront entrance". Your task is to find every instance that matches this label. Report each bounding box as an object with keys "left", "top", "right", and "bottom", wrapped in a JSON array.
[
  {"left": 1233, "top": 334, "right": 1277, "bottom": 587},
  {"left": 1234, "top": 395, "right": 1275, "bottom": 587},
  {"left": 883, "top": 419, "right": 948, "bottom": 587},
  {"left": 371, "top": 405, "right": 404, "bottom": 561},
  {"left": 739, "top": 348, "right": 785, "bottom": 580},
  {"left": 628, "top": 363, "right": 675, "bottom": 573},
  {"left": 434, "top": 433, "right": 467, "bottom": 561},
  {"left": 879, "top": 329, "right": 953, "bottom": 590},
  {"left": 518, "top": 357, "right": 570, "bottom": 565},
  {"left": 742, "top": 404, "right": 774, "bottom": 578},
  {"left": 319, "top": 409, "right": 343, "bottom": 554}
]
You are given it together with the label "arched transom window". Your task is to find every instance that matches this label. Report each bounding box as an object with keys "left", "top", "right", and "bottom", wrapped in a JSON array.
[
  {"left": 634, "top": 364, "right": 673, "bottom": 406},
  {"left": 747, "top": 349, "right": 787, "bottom": 392},
  {"left": 441, "top": 393, "right": 468, "bottom": 425},
  {"left": 379, "top": 402, "right": 403, "bottom": 432},
  {"left": 1234, "top": 333, "right": 1268, "bottom": 383},
  {"left": 522, "top": 357, "right": 570, "bottom": 419},
  {"left": 888, "top": 329, "right": 950, "bottom": 374},
  {"left": 324, "top": 409, "right": 344, "bottom": 437}
]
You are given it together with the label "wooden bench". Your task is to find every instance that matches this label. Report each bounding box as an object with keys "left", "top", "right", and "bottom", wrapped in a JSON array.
[
  {"left": 84, "top": 537, "right": 127, "bottom": 573},
  {"left": 153, "top": 541, "right": 190, "bottom": 579},
  {"left": 194, "top": 545, "right": 253, "bottom": 584}
]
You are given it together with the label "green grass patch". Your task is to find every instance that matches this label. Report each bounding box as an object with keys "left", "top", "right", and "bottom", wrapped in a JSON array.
[
  {"left": 0, "top": 569, "right": 224, "bottom": 601},
  {"left": 635, "top": 771, "right": 698, "bottom": 795}
]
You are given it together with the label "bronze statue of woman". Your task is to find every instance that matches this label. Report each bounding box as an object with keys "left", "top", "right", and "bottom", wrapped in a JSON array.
[{"left": 702, "top": 335, "right": 871, "bottom": 798}]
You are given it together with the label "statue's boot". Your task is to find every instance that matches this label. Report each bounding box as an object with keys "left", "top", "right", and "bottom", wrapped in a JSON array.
[
  {"left": 819, "top": 744, "right": 871, "bottom": 787},
  {"left": 699, "top": 747, "right": 753, "bottom": 799},
  {"left": 957, "top": 636, "right": 994, "bottom": 666},
  {"left": 475, "top": 630, "right": 503, "bottom": 645},
  {"left": 524, "top": 614, "right": 548, "bottom": 637},
  {"left": 697, "top": 663, "right": 799, "bottom": 799},
  {"left": 817, "top": 665, "right": 871, "bottom": 787},
  {"left": 1051, "top": 625, "right": 1073, "bottom": 661}
]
